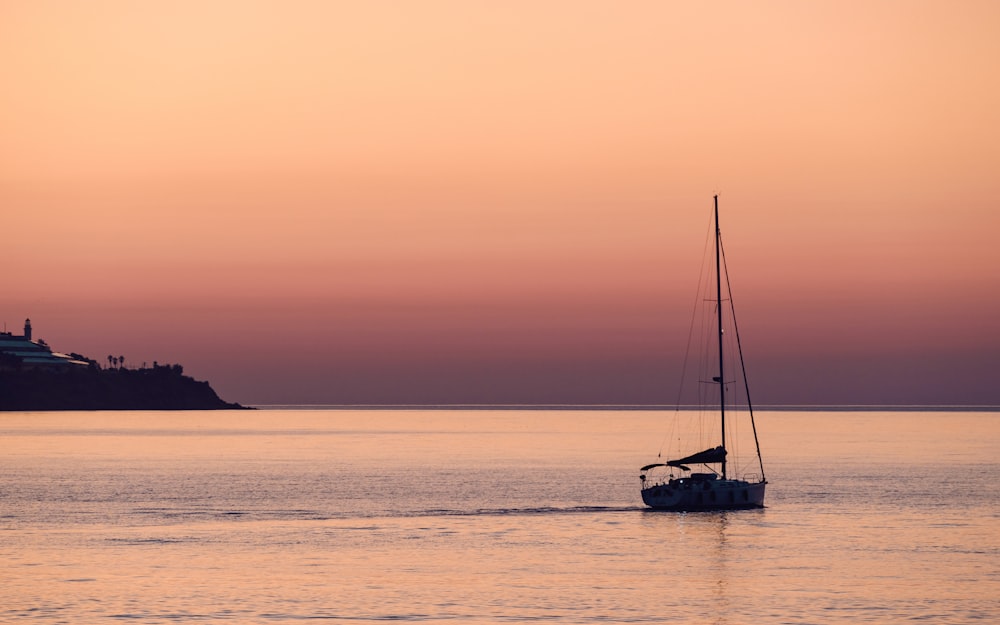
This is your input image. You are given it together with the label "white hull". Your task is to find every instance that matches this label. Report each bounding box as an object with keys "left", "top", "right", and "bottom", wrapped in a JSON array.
[{"left": 641, "top": 478, "right": 765, "bottom": 511}]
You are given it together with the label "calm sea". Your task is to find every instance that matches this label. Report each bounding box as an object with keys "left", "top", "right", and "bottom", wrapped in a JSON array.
[{"left": 1, "top": 410, "right": 997, "bottom": 624}]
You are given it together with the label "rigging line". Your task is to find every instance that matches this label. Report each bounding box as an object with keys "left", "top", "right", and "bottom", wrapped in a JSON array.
[
  {"left": 659, "top": 211, "right": 716, "bottom": 458},
  {"left": 719, "top": 237, "right": 766, "bottom": 481}
]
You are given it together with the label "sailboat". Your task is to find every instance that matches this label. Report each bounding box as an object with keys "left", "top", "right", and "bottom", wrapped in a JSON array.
[{"left": 640, "top": 196, "right": 767, "bottom": 510}]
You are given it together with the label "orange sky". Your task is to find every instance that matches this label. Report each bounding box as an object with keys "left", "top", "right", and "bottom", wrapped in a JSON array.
[{"left": 3, "top": 1, "right": 999, "bottom": 405}]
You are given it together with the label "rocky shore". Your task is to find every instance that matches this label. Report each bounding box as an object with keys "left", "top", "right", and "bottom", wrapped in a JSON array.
[{"left": 0, "top": 364, "right": 246, "bottom": 411}]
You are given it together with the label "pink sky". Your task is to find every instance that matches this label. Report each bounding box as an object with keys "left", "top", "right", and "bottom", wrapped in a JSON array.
[{"left": 3, "top": 1, "right": 999, "bottom": 405}]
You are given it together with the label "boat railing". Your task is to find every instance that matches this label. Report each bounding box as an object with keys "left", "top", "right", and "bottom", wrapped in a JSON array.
[
  {"left": 639, "top": 469, "right": 680, "bottom": 488},
  {"left": 640, "top": 469, "right": 696, "bottom": 489}
]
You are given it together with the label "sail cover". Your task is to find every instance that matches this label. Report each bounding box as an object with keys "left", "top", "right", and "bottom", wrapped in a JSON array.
[
  {"left": 640, "top": 446, "right": 727, "bottom": 473},
  {"left": 667, "top": 446, "right": 727, "bottom": 467}
]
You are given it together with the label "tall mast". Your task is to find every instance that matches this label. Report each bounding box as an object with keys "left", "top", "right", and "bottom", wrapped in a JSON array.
[{"left": 715, "top": 195, "right": 727, "bottom": 479}]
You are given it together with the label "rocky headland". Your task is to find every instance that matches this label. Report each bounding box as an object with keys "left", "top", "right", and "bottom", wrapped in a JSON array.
[{"left": 0, "top": 318, "right": 246, "bottom": 410}]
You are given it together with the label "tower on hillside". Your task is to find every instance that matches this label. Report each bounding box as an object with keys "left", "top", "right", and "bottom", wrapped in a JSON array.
[{"left": 24, "top": 318, "right": 32, "bottom": 341}]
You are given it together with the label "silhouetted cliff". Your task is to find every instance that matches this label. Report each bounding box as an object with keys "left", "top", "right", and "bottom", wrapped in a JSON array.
[{"left": 0, "top": 364, "right": 246, "bottom": 411}]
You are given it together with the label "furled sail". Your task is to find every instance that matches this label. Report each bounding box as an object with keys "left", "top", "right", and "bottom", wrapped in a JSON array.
[
  {"left": 640, "top": 446, "right": 727, "bottom": 474},
  {"left": 666, "top": 446, "right": 727, "bottom": 468}
]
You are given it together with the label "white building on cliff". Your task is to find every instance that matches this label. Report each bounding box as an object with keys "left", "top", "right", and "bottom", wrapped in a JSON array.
[{"left": 0, "top": 319, "right": 90, "bottom": 370}]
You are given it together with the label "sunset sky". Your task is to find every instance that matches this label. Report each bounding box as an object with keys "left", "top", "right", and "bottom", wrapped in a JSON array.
[{"left": 3, "top": 1, "right": 998, "bottom": 406}]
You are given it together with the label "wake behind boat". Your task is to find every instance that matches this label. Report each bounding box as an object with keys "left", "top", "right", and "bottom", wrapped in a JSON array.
[{"left": 640, "top": 196, "right": 767, "bottom": 510}]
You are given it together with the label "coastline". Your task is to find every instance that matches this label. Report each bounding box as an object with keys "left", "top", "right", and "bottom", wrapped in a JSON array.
[
  {"left": 0, "top": 366, "right": 247, "bottom": 411},
  {"left": 244, "top": 404, "right": 1000, "bottom": 412}
]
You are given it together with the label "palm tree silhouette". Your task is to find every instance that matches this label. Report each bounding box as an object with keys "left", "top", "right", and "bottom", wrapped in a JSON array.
[
  {"left": 119, "top": 355, "right": 125, "bottom": 370},
  {"left": 107, "top": 355, "right": 113, "bottom": 369}
]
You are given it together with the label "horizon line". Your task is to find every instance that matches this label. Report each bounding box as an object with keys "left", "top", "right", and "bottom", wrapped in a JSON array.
[{"left": 246, "top": 403, "right": 1000, "bottom": 412}]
